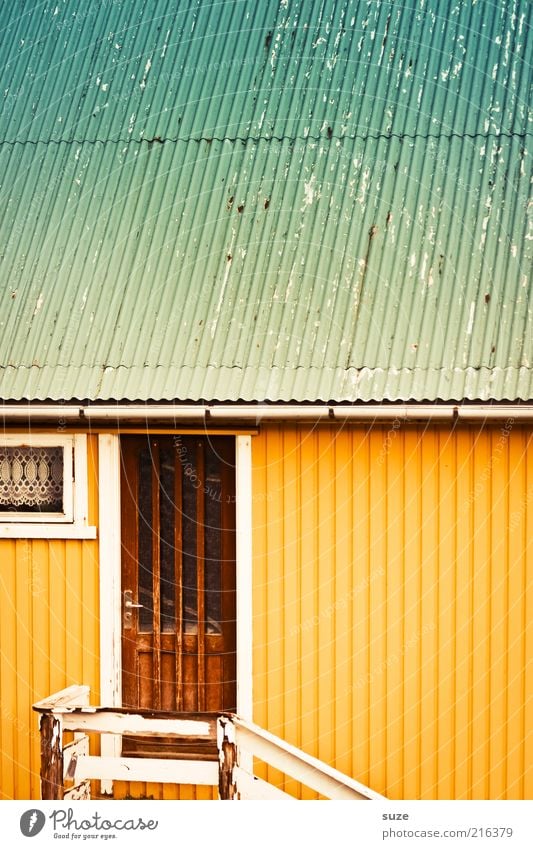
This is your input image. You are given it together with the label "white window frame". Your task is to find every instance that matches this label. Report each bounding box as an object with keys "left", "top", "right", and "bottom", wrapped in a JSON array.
[{"left": 0, "top": 433, "right": 96, "bottom": 539}]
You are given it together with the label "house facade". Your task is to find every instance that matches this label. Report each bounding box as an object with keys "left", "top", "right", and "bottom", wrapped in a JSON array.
[{"left": 0, "top": 0, "right": 531, "bottom": 799}]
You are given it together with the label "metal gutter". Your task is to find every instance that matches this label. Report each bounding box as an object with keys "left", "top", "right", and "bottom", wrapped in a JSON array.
[
  {"left": 0, "top": 403, "right": 532, "bottom": 422},
  {"left": 208, "top": 405, "right": 331, "bottom": 421},
  {"left": 81, "top": 405, "right": 207, "bottom": 420},
  {"left": 455, "top": 406, "right": 531, "bottom": 421},
  {"left": 331, "top": 405, "right": 455, "bottom": 421},
  {"left": 0, "top": 405, "right": 83, "bottom": 419}
]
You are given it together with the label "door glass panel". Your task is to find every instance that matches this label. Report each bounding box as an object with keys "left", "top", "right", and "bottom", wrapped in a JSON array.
[
  {"left": 138, "top": 448, "right": 153, "bottom": 632},
  {"left": 122, "top": 435, "right": 237, "bottom": 742},
  {"left": 204, "top": 448, "right": 222, "bottom": 635},
  {"left": 159, "top": 449, "right": 176, "bottom": 633},
  {"left": 181, "top": 441, "right": 198, "bottom": 634}
]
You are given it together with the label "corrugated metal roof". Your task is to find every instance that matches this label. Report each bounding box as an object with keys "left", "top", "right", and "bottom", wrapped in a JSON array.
[{"left": 0, "top": 0, "right": 531, "bottom": 402}]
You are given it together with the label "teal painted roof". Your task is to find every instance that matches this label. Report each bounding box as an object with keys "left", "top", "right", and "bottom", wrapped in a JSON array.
[{"left": 0, "top": 0, "right": 531, "bottom": 402}]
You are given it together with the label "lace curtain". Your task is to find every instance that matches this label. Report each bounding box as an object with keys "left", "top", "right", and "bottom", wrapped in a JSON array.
[{"left": 0, "top": 446, "right": 63, "bottom": 512}]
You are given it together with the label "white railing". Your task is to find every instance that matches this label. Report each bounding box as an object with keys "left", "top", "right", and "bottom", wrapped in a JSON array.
[
  {"left": 218, "top": 715, "right": 385, "bottom": 800},
  {"left": 34, "top": 687, "right": 384, "bottom": 801},
  {"left": 33, "top": 686, "right": 219, "bottom": 799}
]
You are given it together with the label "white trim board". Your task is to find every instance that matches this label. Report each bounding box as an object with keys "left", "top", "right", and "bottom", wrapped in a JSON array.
[
  {"left": 0, "top": 524, "right": 96, "bottom": 539},
  {"left": 73, "top": 756, "right": 217, "bottom": 785},
  {"left": 0, "top": 433, "right": 96, "bottom": 537},
  {"left": 98, "top": 434, "right": 122, "bottom": 794},
  {"left": 98, "top": 434, "right": 122, "bottom": 709},
  {"left": 236, "top": 435, "right": 253, "bottom": 721}
]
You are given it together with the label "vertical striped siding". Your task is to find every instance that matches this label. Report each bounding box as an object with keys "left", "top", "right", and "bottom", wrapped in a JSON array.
[
  {"left": 111, "top": 781, "right": 217, "bottom": 801},
  {"left": 0, "top": 435, "right": 99, "bottom": 800},
  {"left": 2, "top": 424, "right": 530, "bottom": 801},
  {"left": 252, "top": 424, "right": 532, "bottom": 799},
  {"left": 0, "top": 430, "right": 217, "bottom": 801}
]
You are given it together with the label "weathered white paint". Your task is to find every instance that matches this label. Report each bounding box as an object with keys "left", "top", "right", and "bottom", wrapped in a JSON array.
[
  {"left": 73, "top": 756, "right": 217, "bottom": 785},
  {"left": 63, "top": 735, "right": 89, "bottom": 781},
  {"left": 233, "top": 767, "right": 292, "bottom": 800},
  {"left": 33, "top": 685, "right": 90, "bottom": 709},
  {"left": 235, "top": 436, "right": 253, "bottom": 722},
  {"left": 35, "top": 691, "right": 382, "bottom": 799},
  {"left": 0, "top": 524, "right": 97, "bottom": 539},
  {"left": 0, "top": 433, "right": 95, "bottom": 536},
  {"left": 98, "top": 434, "right": 122, "bottom": 794},
  {"left": 64, "top": 780, "right": 91, "bottom": 800},
  {"left": 98, "top": 434, "right": 122, "bottom": 709},
  {"left": 61, "top": 710, "right": 212, "bottom": 737}
]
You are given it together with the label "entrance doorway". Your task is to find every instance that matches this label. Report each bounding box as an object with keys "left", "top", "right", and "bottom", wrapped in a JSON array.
[{"left": 120, "top": 435, "right": 236, "bottom": 745}]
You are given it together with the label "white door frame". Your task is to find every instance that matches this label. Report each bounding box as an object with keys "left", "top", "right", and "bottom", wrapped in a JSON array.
[
  {"left": 98, "top": 434, "right": 122, "bottom": 713},
  {"left": 98, "top": 433, "right": 253, "bottom": 787},
  {"left": 235, "top": 435, "right": 253, "bottom": 720}
]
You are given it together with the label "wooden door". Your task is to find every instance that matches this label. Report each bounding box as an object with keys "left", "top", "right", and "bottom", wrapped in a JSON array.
[{"left": 120, "top": 436, "right": 236, "bottom": 751}]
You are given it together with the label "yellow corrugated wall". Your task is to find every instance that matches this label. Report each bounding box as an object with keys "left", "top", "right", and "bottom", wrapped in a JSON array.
[
  {"left": 252, "top": 423, "right": 532, "bottom": 800},
  {"left": 0, "top": 431, "right": 219, "bottom": 801},
  {"left": 0, "top": 435, "right": 100, "bottom": 800},
  {"left": 2, "top": 424, "right": 531, "bottom": 801}
]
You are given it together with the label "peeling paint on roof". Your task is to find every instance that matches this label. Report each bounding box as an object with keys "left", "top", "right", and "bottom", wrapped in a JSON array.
[{"left": 0, "top": 0, "right": 531, "bottom": 402}]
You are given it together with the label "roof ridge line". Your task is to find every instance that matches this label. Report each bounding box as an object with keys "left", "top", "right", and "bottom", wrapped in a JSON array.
[{"left": 0, "top": 130, "right": 530, "bottom": 147}]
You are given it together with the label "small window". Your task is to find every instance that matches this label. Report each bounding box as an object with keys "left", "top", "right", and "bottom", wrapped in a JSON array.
[
  {"left": 0, "top": 435, "right": 96, "bottom": 538},
  {"left": 0, "top": 442, "right": 71, "bottom": 520}
]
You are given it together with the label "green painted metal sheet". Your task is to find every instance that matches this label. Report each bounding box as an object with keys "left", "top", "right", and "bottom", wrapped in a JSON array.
[{"left": 0, "top": 0, "right": 531, "bottom": 402}]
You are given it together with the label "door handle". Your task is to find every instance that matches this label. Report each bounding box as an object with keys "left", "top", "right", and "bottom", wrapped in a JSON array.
[
  {"left": 123, "top": 589, "right": 143, "bottom": 629},
  {"left": 125, "top": 600, "right": 143, "bottom": 609}
]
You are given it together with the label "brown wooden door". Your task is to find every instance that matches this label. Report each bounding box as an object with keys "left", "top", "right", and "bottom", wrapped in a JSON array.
[{"left": 121, "top": 436, "right": 236, "bottom": 748}]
